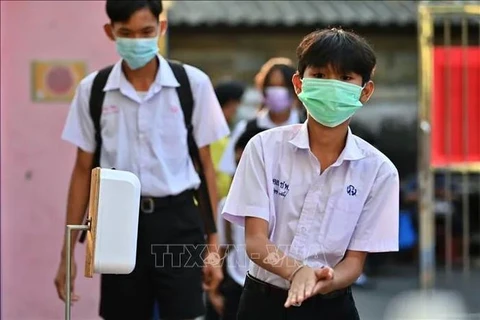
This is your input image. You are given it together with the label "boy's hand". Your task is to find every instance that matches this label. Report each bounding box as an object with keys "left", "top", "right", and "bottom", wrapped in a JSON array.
[
  {"left": 284, "top": 266, "right": 316, "bottom": 308},
  {"left": 312, "top": 267, "right": 335, "bottom": 295},
  {"left": 54, "top": 258, "right": 80, "bottom": 303},
  {"left": 202, "top": 246, "right": 224, "bottom": 291},
  {"left": 284, "top": 266, "right": 335, "bottom": 308}
]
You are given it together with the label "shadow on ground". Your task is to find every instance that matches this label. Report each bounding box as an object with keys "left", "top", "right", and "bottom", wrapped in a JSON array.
[{"left": 354, "top": 265, "right": 480, "bottom": 320}]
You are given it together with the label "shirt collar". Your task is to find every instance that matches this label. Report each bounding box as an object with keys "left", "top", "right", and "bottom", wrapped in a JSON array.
[
  {"left": 103, "top": 54, "right": 180, "bottom": 92},
  {"left": 288, "top": 121, "right": 365, "bottom": 163}
]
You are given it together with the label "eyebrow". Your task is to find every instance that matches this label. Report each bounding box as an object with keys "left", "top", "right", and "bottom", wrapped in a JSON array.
[{"left": 117, "top": 26, "right": 155, "bottom": 33}]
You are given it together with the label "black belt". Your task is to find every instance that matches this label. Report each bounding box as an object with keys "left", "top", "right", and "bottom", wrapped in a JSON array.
[
  {"left": 245, "top": 273, "right": 350, "bottom": 300},
  {"left": 140, "top": 189, "right": 194, "bottom": 214}
]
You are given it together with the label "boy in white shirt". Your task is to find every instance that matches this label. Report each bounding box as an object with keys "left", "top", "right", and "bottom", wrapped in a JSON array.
[
  {"left": 207, "top": 127, "right": 266, "bottom": 320},
  {"left": 222, "top": 28, "right": 399, "bottom": 319}
]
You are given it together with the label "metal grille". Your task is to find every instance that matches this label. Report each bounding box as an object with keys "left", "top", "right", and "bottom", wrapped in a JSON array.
[{"left": 417, "top": 1, "right": 480, "bottom": 289}]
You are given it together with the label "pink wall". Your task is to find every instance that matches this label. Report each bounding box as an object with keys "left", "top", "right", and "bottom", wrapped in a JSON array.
[{"left": 1, "top": 1, "right": 118, "bottom": 319}]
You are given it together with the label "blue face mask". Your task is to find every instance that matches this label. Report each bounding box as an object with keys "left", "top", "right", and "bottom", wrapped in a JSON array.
[{"left": 115, "top": 36, "right": 159, "bottom": 70}]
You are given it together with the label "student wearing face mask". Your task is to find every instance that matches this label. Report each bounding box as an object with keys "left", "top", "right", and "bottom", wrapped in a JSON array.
[
  {"left": 54, "top": 1, "right": 229, "bottom": 319},
  {"left": 222, "top": 28, "right": 400, "bottom": 320},
  {"left": 218, "top": 58, "right": 301, "bottom": 177},
  {"left": 211, "top": 80, "right": 246, "bottom": 201},
  {"left": 206, "top": 127, "right": 266, "bottom": 320}
]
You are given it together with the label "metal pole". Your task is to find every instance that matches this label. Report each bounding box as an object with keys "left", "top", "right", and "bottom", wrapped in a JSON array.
[
  {"left": 417, "top": 3, "right": 436, "bottom": 290},
  {"left": 65, "top": 224, "right": 90, "bottom": 320}
]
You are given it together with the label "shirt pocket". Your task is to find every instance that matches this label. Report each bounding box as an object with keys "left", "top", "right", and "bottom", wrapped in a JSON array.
[
  {"left": 322, "top": 194, "right": 364, "bottom": 255},
  {"left": 154, "top": 109, "right": 188, "bottom": 160},
  {"left": 100, "top": 113, "right": 119, "bottom": 153}
]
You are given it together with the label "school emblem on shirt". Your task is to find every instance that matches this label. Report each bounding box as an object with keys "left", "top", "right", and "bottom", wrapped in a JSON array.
[
  {"left": 346, "top": 185, "right": 357, "bottom": 196},
  {"left": 272, "top": 178, "right": 289, "bottom": 198}
]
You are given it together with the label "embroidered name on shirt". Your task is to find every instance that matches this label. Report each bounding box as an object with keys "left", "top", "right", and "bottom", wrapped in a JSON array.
[
  {"left": 170, "top": 106, "right": 180, "bottom": 113},
  {"left": 103, "top": 105, "right": 119, "bottom": 114},
  {"left": 273, "top": 178, "right": 290, "bottom": 198}
]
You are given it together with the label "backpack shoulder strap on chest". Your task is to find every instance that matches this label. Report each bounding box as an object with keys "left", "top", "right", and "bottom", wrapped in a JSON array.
[
  {"left": 79, "top": 65, "right": 113, "bottom": 244},
  {"left": 245, "top": 118, "right": 259, "bottom": 132},
  {"left": 89, "top": 65, "right": 114, "bottom": 168},
  {"left": 167, "top": 60, "right": 194, "bottom": 130}
]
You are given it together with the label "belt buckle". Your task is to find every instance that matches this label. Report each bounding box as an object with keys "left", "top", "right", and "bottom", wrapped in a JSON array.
[{"left": 140, "top": 197, "right": 154, "bottom": 214}]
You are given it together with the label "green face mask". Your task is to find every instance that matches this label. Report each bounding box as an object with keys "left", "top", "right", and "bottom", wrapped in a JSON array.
[{"left": 297, "top": 78, "right": 364, "bottom": 128}]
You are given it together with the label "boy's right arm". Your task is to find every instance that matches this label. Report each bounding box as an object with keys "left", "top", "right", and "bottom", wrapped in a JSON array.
[
  {"left": 55, "top": 76, "right": 96, "bottom": 301},
  {"left": 61, "top": 149, "right": 93, "bottom": 258},
  {"left": 244, "top": 216, "right": 334, "bottom": 308},
  {"left": 244, "top": 216, "right": 303, "bottom": 281}
]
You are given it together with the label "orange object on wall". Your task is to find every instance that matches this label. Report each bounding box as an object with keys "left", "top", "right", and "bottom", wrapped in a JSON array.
[
  {"left": 31, "top": 60, "right": 86, "bottom": 102},
  {"left": 431, "top": 46, "right": 480, "bottom": 168}
]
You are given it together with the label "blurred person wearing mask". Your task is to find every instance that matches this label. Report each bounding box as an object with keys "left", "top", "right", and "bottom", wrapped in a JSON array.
[
  {"left": 218, "top": 58, "right": 301, "bottom": 177},
  {"left": 206, "top": 127, "right": 266, "bottom": 320},
  {"left": 211, "top": 80, "right": 246, "bottom": 201},
  {"left": 54, "top": 1, "right": 229, "bottom": 319},
  {"left": 222, "top": 28, "right": 399, "bottom": 319}
]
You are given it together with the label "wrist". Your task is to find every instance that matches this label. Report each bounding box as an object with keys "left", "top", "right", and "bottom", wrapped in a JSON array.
[
  {"left": 207, "top": 233, "right": 218, "bottom": 245},
  {"left": 284, "top": 261, "right": 306, "bottom": 282}
]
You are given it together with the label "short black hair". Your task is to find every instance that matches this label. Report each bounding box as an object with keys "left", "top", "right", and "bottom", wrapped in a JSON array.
[
  {"left": 296, "top": 28, "right": 376, "bottom": 85},
  {"left": 235, "top": 127, "right": 266, "bottom": 152},
  {"left": 106, "top": 0, "right": 163, "bottom": 23},
  {"left": 214, "top": 80, "right": 246, "bottom": 108}
]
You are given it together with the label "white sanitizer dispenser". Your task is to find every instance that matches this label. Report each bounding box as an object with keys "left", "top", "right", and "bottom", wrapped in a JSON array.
[{"left": 85, "top": 168, "right": 141, "bottom": 277}]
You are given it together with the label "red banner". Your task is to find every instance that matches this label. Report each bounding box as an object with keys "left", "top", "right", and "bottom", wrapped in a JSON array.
[{"left": 431, "top": 46, "right": 480, "bottom": 168}]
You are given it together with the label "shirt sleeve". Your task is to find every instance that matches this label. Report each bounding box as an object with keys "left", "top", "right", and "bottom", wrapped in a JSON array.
[
  {"left": 222, "top": 135, "right": 270, "bottom": 227},
  {"left": 348, "top": 162, "right": 400, "bottom": 253},
  {"left": 61, "top": 74, "right": 96, "bottom": 153},
  {"left": 186, "top": 65, "right": 230, "bottom": 148}
]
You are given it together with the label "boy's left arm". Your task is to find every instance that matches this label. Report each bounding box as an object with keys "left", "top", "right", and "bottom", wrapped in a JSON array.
[
  {"left": 316, "top": 163, "right": 400, "bottom": 294},
  {"left": 189, "top": 68, "right": 230, "bottom": 292},
  {"left": 199, "top": 145, "right": 220, "bottom": 238}
]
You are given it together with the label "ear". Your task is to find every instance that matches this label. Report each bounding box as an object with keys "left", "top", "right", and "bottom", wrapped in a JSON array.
[
  {"left": 292, "top": 72, "right": 302, "bottom": 95},
  {"left": 159, "top": 20, "right": 168, "bottom": 37},
  {"left": 360, "top": 80, "right": 374, "bottom": 104},
  {"left": 104, "top": 23, "right": 115, "bottom": 41}
]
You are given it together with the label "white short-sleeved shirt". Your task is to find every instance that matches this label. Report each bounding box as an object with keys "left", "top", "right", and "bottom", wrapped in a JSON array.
[
  {"left": 222, "top": 122, "right": 400, "bottom": 289},
  {"left": 217, "top": 198, "right": 249, "bottom": 286},
  {"left": 218, "top": 108, "right": 300, "bottom": 176},
  {"left": 62, "top": 55, "right": 230, "bottom": 197}
]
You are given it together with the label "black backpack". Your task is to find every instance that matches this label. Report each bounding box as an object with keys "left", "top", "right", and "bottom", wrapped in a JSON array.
[{"left": 78, "top": 61, "right": 216, "bottom": 243}]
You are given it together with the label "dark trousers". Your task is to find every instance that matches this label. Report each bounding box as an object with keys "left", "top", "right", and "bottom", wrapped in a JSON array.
[
  {"left": 205, "top": 262, "right": 244, "bottom": 320},
  {"left": 237, "top": 274, "right": 360, "bottom": 320},
  {"left": 99, "top": 190, "right": 206, "bottom": 320}
]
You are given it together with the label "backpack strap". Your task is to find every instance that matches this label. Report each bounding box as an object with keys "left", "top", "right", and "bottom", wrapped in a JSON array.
[
  {"left": 78, "top": 65, "right": 113, "bottom": 244},
  {"left": 167, "top": 60, "right": 217, "bottom": 235},
  {"left": 89, "top": 65, "right": 114, "bottom": 168},
  {"left": 245, "top": 118, "right": 259, "bottom": 132}
]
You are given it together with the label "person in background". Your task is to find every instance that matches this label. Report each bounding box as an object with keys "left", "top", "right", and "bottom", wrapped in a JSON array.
[
  {"left": 206, "top": 80, "right": 245, "bottom": 320},
  {"left": 206, "top": 127, "right": 266, "bottom": 320},
  {"left": 211, "top": 80, "right": 246, "bottom": 201},
  {"left": 54, "top": 1, "right": 227, "bottom": 319},
  {"left": 218, "top": 58, "right": 301, "bottom": 178}
]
